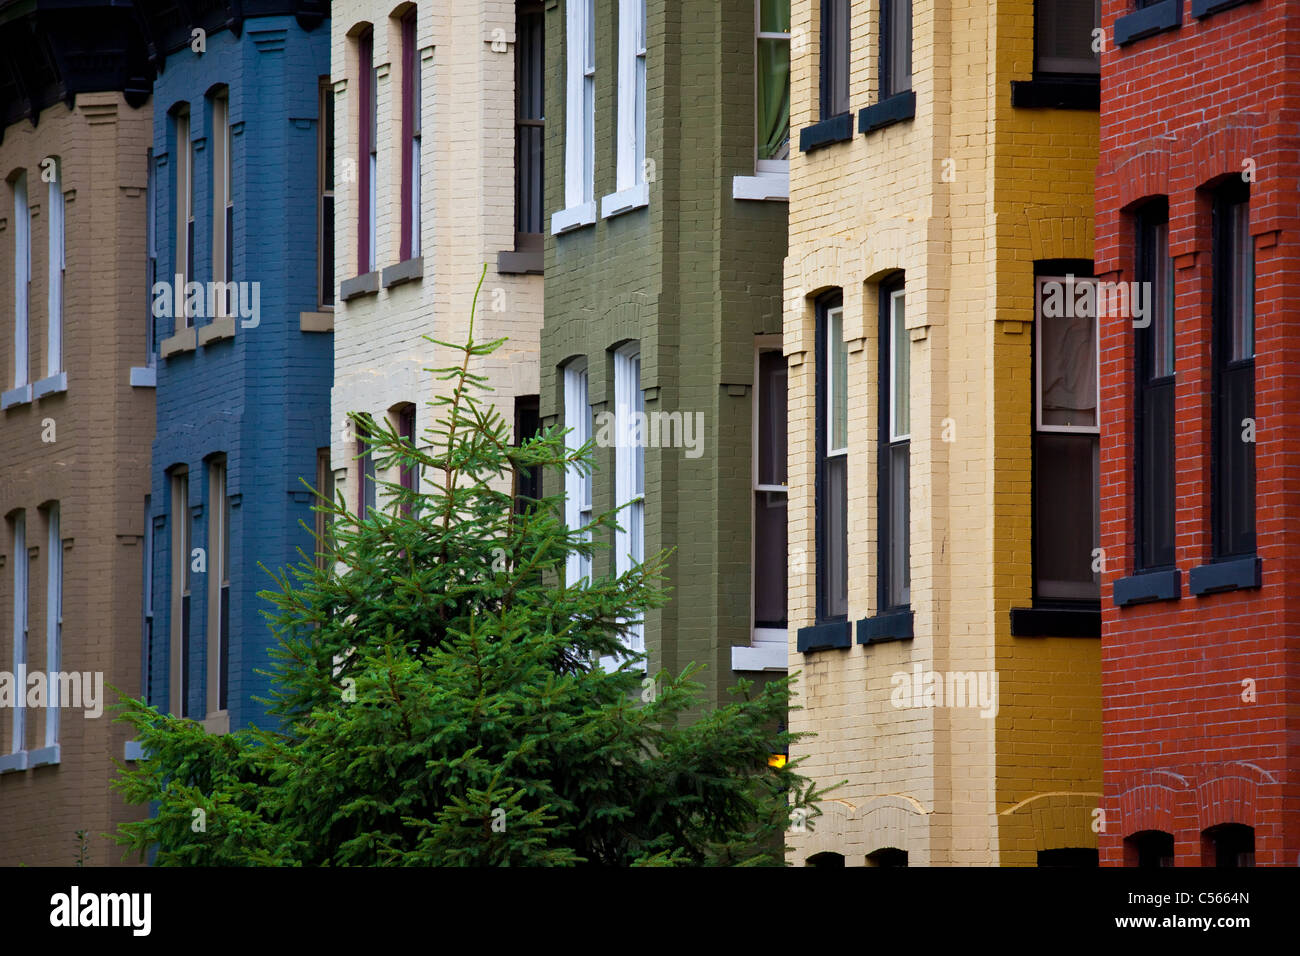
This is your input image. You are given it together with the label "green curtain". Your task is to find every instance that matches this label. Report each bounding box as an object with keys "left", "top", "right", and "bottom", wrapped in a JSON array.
[{"left": 758, "top": 0, "right": 790, "bottom": 161}]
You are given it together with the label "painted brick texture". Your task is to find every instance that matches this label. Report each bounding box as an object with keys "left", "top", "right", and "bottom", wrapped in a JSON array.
[{"left": 1097, "top": 0, "right": 1300, "bottom": 866}]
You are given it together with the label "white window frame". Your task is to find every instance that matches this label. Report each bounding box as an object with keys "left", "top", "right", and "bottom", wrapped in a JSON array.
[
  {"left": 601, "top": 0, "right": 649, "bottom": 219},
  {"left": 13, "top": 171, "right": 30, "bottom": 390},
  {"left": 9, "top": 511, "right": 27, "bottom": 758},
  {"left": 734, "top": 1, "right": 791, "bottom": 201},
  {"left": 212, "top": 91, "right": 232, "bottom": 316},
  {"left": 735, "top": 336, "right": 788, "bottom": 671},
  {"left": 175, "top": 109, "right": 193, "bottom": 331},
  {"left": 47, "top": 170, "right": 64, "bottom": 377},
  {"left": 826, "top": 305, "right": 847, "bottom": 456},
  {"left": 889, "top": 289, "right": 909, "bottom": 442},
  {"left": 43, "top": 503, "right": 61, "bottom": 750},
  {"left": 554, "top": 0, "right": 598, "bottom": 233},
  {"left": 207, "top": 459, "right": 228, "bottom": 720},
  {"left": 564, "top": 360, "right": 592, "bottom": 586},
  {"left": 169, "top": 470, "right": 189, "bottom": 717},
  {"left": 1034, "top": 275, "right": 1100, "bottom": 435},
  {"left": 611, "top": 344, "right": 645, "bottom": 661}
]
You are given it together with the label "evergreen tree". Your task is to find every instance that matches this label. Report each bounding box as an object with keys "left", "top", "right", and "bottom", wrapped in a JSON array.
[{"left": 112, "top": 268, "right": 824, "bottom": 866}]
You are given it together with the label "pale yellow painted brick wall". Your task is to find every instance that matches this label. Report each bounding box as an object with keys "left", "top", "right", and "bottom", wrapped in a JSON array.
[{"left": 330, "top": 1, "right": 542, "bottom": 503}]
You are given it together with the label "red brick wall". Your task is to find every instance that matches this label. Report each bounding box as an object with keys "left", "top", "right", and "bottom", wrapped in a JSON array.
[{"left": 1097, "top": 0, "right": 1300, "bottom": 866}]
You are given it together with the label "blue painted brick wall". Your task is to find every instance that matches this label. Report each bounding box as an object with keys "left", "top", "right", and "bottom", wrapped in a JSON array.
[{"left": 146, "top": 16, "right": 332, "bottom": 731}]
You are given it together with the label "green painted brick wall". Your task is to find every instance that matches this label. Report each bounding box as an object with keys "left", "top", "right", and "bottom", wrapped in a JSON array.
[{"left": 541, "top": 0, "right": 788, "bottom": 707}]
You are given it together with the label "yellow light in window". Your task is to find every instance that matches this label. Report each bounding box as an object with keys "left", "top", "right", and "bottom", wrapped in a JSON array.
[{"left": 768, "top": 754, "right": 787, "bottom": 768}]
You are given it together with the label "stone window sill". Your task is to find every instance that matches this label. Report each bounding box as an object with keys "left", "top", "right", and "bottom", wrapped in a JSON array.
[
  {"left": 159, "top": 326, "right": 197, "bottom": 358},
  {"left": 28, "top": 744, "right": 59, "bottom": 768},
  {"left": 1010, "top": 606, "right": 1100, "bottom": 638},
  {"left": 498, "top": 248, "right": 544, "bottom": 274},
  {"left": 1010, "top": 78, "right": 1099, "bottom": 110},
  {"left": 202, "top": 711, "right": 231, "bottom": 736},
  {"left": 799, "top": 113, "right": 853, "bottom": 153},
  {"left": 339, "top": 271, "right": 380, "bottom": 301},
  {"left": 796, "top": 619, "right": 852, "bottom": 653},
  {"left": 1, "top": 383, "right": 33, "bottom": 410},
  {"left": 1192, "top": 0, "right": 1256, "bottom": 18},
  {"left": 859, "top": 91, "right": 916, "bottom": 135},
  {"left": 299, "top": 310, "right": 334, "bottom": 333},
  {"left": 381, "top": 256, "right": 423, "bottom": 288},
  {"left": 732, "top": 173, "right": 789, "bottom": 202},
  {"left": 1189, "top": 556, "right": 1261, "bottom": 596},
  {"left": 198, "top": 316, "right": 236, "bottom": 346},
  {"left": 600, "top": 183, "right": 649, "bottom": 220},
  {"left": 1116, "top": 0, "right": 1181, "bottom": 46},
  {"left": 551, "top": 201, "right": 597, "bottom": 236},
  {"left": 857, "top": 609, "right": 913, "bottom": 644},
  {"left": 129, "top": 366, "right": 157, "bottom": 387},
  {"left": 33, "top": 371, "right": 67, "bottom": 399},
  {"left": 0, "top": 751, "right": 27, "bottom": 773},
  {"left": 1114, "top": 568, "right": 1181, "bottom": 607}
]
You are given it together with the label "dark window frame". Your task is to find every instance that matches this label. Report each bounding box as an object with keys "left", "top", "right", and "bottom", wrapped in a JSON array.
[
  {"left": 1032, "top": 0, "right": 1101, "bottom": 79},
  {"left": 819, "top": 0, "right": 850, "bottom": 120},
  {"left": 515, "top": 0, "right": 545, "bottom": 254},
  {"left": 356, "top": 26, "right": 375, "bottom": 275},
  {"left": 1210, "top": 178, "right": 1255, "bottom": 561},
  {"left": 815, "top": 290, "right": 848, "bottom": 624},
  {"left": 399, "top": 9, "right": 420, "bottom": 262},
  {"left": 1134, "top": 199, "right": 1176, "bottom": 571},
  {"left": 879, "top": 0, "right": 911, "bottom": 101},
  {"left": 878, "top": 273, "right": 910, "bottom": 615},
  {"left": 318, "top": 76, "right": 335, "bottom": 308}
]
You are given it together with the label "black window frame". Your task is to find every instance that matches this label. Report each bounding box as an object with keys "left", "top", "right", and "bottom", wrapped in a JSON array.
[
  {"left": 514, "top": 0, "right": 545, "bottom": 255},
  {"left": 1134, "top": 199, "right": 1176, "bottom": 571},
  {"left": 878, "top": 273, "right": 909, "bottom": 615},
  {"left": 819, "top": 0, "right": 850, "bottom": 120},
  {"left": 1210, "top": 178, "right": 1255, "bottom": 561},
  {"left": 1032, "top": 0, "right": 1101, "bottom": 79},
  {"left": 879, "top": 0, "right": 911, "bottom": 101},
  {"left": 1126, "top": 829, "right": 1175, "bottom": 867},
  {"left": 815, "top": 290, "right": 848, "bottom": 624}
]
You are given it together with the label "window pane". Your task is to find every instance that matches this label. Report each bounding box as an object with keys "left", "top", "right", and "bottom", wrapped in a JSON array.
[
  {"left": 829, "top": 307, "right": 847, "bottom": 451},
  {"left": 754, "top": 490, "right": 788, "bottom": 627},
  {"left": 1152, "top": 221, "right": 1174, "bottom": 378},
  {"left": 757, "top": 35, "right": 790, "bottom": 161},
  {"left": 1039, "top": 288, "right": 1097, "bottom": 429},
  {"left": 758, "top": 350, "right": 788, "bottom": 485},
  {"left": 889, "top": 442, "right": 909, "bottom": 608},
  {"left": 1034, "top": 433, "right": 1100, "bottom": 601},
  {"left": 892, "top": 291, "right": 909, "bottom": 438},
  {"left": 1036, "top": 0, "right": 1100, "bottom": 75},
  {"left": 888, "top": 0, "right": 911, "bottom": 95},
  {"left": 1231, "top": 202, "right": 1254, "bottom": 361},
  {"left": 760, "top": 0, "right": 790, "bottom": 32},
  {"left": 825, "top": 455, "right": 848, "bottom": 617}
]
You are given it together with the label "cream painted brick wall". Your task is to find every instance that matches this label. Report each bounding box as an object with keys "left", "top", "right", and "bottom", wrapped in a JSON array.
[{"left": 330, "top": 0, "right": 542, "bottom": 503}]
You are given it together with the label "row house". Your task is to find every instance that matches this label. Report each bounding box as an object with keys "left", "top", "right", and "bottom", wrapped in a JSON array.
[
  {"left": 0, "top": 0, "right": 154, "bottom": 865},
  {"left": 543, "top": 0, "right": 791, "bottom": 705},
  {"left": 785, "top": 0, "right": 1103, "bottom": 865}
]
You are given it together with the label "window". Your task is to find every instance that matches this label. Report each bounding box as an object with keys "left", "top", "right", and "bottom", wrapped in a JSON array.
[
  {"left": 881, "top": 278, "right": 910, "bottom": 611},
  {"left": 143, "top": 496, "right": 154, "bottom": 703},
  {"left": 754, "top": 341, "right": 788, "bottom": 636},
  {"left": 357, "top": 425, "right": 377, "bottom": 516},
  {"left": 816, "top": 293, "right": 848, "bottom": 621},
  {"left": 563, "top": 0, "right": 595, "bottom": 210},
  {"left": 169, "top": 470, "right": 189, "bottom": 717},
  {"left": 756, "top": 0, "right": 790, "bottom": 169},
  {"left": 400, "top": 10, "right": 421, "bottom": 261},
  {"left": 1034, "top": 0, "right": 1100, "bottom": 76},
  {"left": 806, "top": 852, "right": 845, "bottom": 867},
  {"left": 820, "top": 0, "right": 849, "bottom": 118},
  {"left": 1125, "top": 830, "right": 1174, "bottom": 867},
  {"left": 46, "top": 163, "right": 65, "bottom": 376},
  {"left": 12, "top": 170, "right": 29, "bottom": 389},
  {"left": 397, "top": 403, "right": 417, "bottom": 515},
  {"left": 175, "top": 108, "right": 193, "bottom": 328},
  {"left": 357, "top": 27, "right": 377, "bottom": 273},
  {"left": 514, "top": 395, "right": 542, "bottom": 512},
  {"left": 318, "top": 78, "right": 335, "bottom": 307},
  {"left": 208, "top": 459, "right": 230, "bottom": 715},
  {"left": 211, "top": 89, "right": 233, "bottom": 316},
  {"left": 615, "top": 0, "right": 647, "bottom": 194},
  {"left": 146, "top": 149, "right": 158, "bottom": 363},
  {"left": 315, "top": 448, "right": 335, "bottom": 570},
  {"left": 1212, "top": 181, "right": 1254, "bottom": 560},
  {"left": 564, "top": 360, "right": 592, "bottom": 585},
  {"left": 1204, "top": 824, "right": 1254, "bottom": 868},
  {"left": 614, "top": 344, "right": 645, "bottom": 655},
  {"left": 43, "top": 504, "right": 61, "bottom": 748},
  {"left": 880, "top": 0, "right": 911, "bottom": 99},
  {"left": 1135, "top": 201, "right": 1175, "bottom": 570},
  {"left": 9, "top": 511, "right": 27, "bottom": 754},
  {"left": 1034, "top": 270, "right": 1100, "bottom": 604},
  {"left": 515, "top": 1, "right": 545, "bottom": 250}
]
